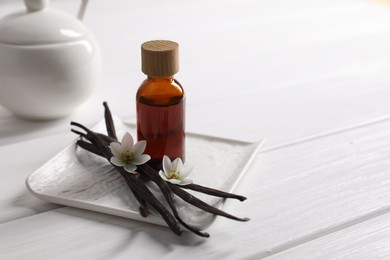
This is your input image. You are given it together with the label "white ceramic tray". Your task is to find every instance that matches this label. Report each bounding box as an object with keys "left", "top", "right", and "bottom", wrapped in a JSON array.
[{"left": 26, "top": 118, "right": 263, "bottom": 230}]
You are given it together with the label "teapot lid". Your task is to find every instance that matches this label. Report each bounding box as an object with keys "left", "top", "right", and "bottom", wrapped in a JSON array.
[{"left": 0, "top": 0, "right": 88, "bottom": 45}]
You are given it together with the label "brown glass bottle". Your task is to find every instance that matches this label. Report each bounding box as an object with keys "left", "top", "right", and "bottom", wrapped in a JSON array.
[{"left": 136, "top": 40, "right": 185, "bottom": 170}]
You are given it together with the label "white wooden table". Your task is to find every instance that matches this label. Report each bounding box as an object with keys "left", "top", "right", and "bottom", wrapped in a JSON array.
[{"left": 2, "top": 0, "right": 390, "bottom": 259}]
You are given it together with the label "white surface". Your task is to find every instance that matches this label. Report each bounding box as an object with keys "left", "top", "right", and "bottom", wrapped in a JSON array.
[
  {"left": 1, "top": 0, "right": 390, "bottom": 259},
  {"left": 266, "top": 212, "right": 390, "bottom": 259},
  {"left": 26, "top": 118, "right": 261, "bottom": 230}
]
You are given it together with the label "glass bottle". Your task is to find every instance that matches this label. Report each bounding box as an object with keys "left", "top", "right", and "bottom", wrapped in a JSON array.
[{"left": 136, "top": 40, "right": 185, "bottom": 170}]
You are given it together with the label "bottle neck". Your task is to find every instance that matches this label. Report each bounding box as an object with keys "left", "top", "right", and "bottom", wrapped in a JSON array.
[{"left": 147, "top": 75, "right": 174, "bottom": 82}]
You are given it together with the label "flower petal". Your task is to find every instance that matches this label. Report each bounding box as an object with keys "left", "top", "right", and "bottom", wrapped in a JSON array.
[
  {"left": 159, "top": 170, "right": 169, "bottom": 181},
  {"left": 177, "top": 158, "right": 184, "bottom": 173},
  {"left": 124, "top": 164, "right": 137, "bottom": 173},
  {"left": 162, "top": 155, "right": 172, "bottom": 174},
  {"left": 110, "top": 156, "right": 124, "bottom": 166},
  {"left": 180, "top": 164, "right": 193, "bottom": 178},
  {"left": 121, "top": 132, "right": 134, "bottom": 152},
  {"left": 132, "top": 140, "right": 147, "bottom": 155},
  {"left": 132, "top": 154, "right": 151, "bottom": 165},
  {"left": 167, "top": 178, "right": 182, "bottom": 184},
  {"left": 171, "top": 157, "right": 183, "bottom": 174},
  {"left": 177, "top": 178, "right": 193, "bottom": 186},
  {"left": 109, "top": 142, "right": 122, "bottom": 158}
]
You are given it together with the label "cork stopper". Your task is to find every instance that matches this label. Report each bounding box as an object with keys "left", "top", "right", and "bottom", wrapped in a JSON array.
[{"left": 141, "top": 40, "right": 179, "bottom": 77}]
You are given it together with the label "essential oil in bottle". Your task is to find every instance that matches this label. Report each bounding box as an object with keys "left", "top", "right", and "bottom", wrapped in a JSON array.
[{"left": 136, "top": 40, "right": 185, "bottom": 170}]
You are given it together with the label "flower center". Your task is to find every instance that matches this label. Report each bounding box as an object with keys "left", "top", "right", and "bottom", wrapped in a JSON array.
[
  {"left": 122, "top": 152, "right": 133, "bottom": 163},
  {"left": 168, "top": 171, "right": 180, "bottom": 180}
]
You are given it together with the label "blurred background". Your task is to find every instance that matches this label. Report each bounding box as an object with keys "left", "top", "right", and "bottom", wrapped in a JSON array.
[{"left": 1, "top": 0, "right": 390, "bottom": 149}]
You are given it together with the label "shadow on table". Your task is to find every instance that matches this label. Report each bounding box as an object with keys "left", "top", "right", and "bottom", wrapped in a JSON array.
[
  {"left": 5, "top": 191, "right": 62, "bottom": 224},
  {"left": 0, "top": 107, "right": 68, "bottom": 146},
  {"left": 56, "top": 207, "right": 207, "bottom": 256}
]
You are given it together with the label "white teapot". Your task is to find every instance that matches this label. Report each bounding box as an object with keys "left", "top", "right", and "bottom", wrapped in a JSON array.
[{"left": 0, "top": 0, "right": 101, "bottom": 120}]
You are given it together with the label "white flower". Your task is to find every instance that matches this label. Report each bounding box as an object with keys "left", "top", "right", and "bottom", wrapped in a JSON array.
[
  {"left": 159, "top": 155, "right": 193, "bottom": 185},
  {"left": 109, "top": 132, "right": 151, "bottom": 173}
]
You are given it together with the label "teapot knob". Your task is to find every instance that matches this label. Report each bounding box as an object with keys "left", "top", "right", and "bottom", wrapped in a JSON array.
[{"left": 24, "top": 0, "right": 49, "bottom": 12}]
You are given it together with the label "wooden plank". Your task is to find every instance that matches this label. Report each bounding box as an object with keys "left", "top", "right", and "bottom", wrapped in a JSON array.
[
  {"left": 222, "top": 119, "right": 390, "bottom": 259},
  {"left": 265, "top": 213, "right": 390, "bottom": 259}
]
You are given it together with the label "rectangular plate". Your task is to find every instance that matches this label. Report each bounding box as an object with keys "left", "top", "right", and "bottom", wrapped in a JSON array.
[{"left": 26, "top": 118, "right": 263, "bottom": 230}]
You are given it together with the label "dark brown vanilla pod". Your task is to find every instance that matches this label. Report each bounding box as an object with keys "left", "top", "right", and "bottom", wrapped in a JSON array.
[
  {"left": 168, "top": 184, "right": 249, "bottom": 222},
  {"left": 180, "top": 184, "right": 247, "bottom": 202},
  {"left": 137, "top": 164, "right": 209, "bottom": 238},
  {"left": 103, "top": 101, "right": 117, "bottom": 140},
  {"left": 70, "top": 102, "right": 249, "bottom": 237}
]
